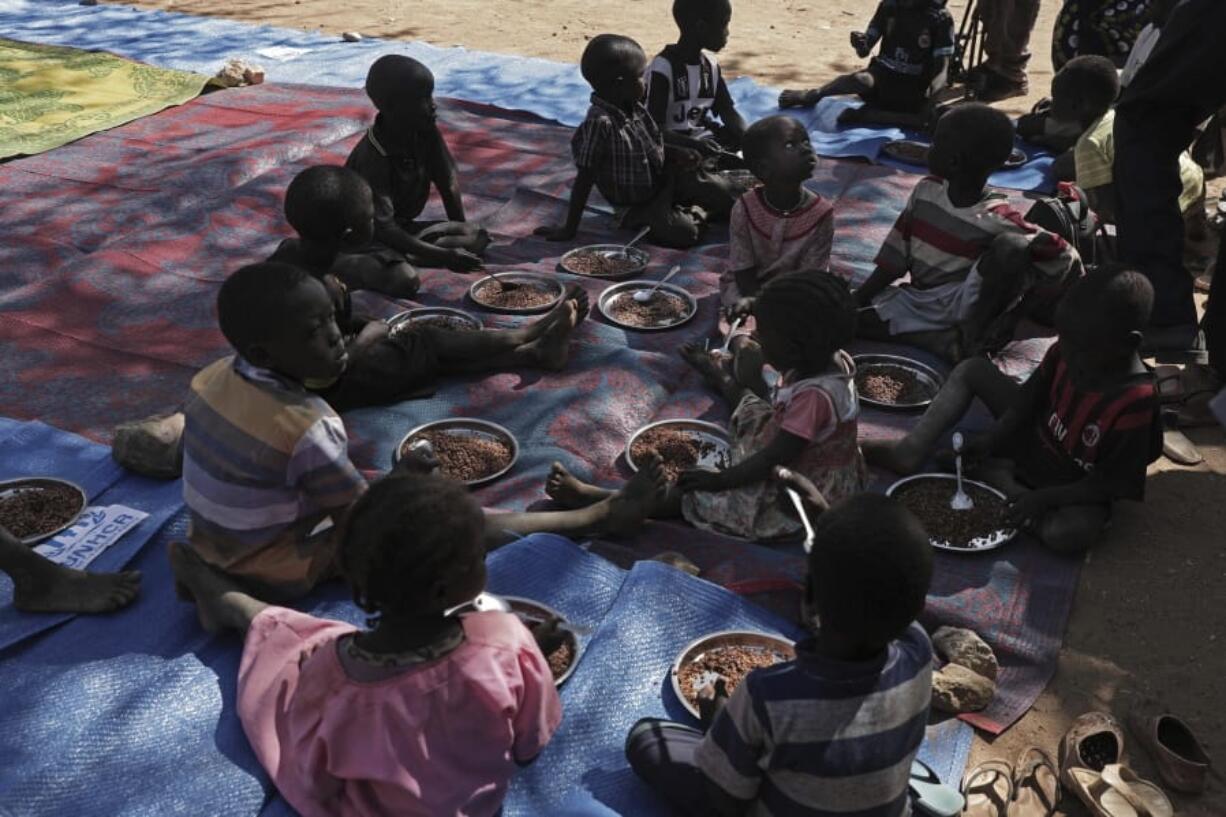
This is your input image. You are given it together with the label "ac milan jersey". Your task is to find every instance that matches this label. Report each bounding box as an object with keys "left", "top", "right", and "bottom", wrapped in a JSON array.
[{"left": 1016, "top": 343, "right": 1160, "bottom": 500}]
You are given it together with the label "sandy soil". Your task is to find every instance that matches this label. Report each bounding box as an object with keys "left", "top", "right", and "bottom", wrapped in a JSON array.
[{"left": 111, "top": 0, "right": 1226, "bottom": 811}]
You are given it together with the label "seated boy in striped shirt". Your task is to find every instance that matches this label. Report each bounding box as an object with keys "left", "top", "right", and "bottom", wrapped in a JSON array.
[
  {"left": 626, "top": 488, "right": 934, "bottom": 817},
  {"left": 181, "top": 262, "right": 369, "bottom": 600},
  {"left": 867, "top": 268, "right": 1160, "bottom": 554},
  {"left": 854, "top": 104, "right": 1080, "bottom": 361}
]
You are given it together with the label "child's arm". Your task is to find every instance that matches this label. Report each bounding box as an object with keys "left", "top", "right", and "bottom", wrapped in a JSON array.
[
  {"left": 855, "top": 202, "right": 910, "bottom": 306},
  {"left": 1006, "top": 476, "right": 1117, "bottom": 526},
  {"left": 711, "top": 78, "right": 746, "bottom": 150},
  {"left": 678, "top": 429, "right": 808, "bottom": 493},
  {"left": 534, "top": 168, "right": 596, "bottom": 241},
  {"left": 851, "top": 2, "right": 890, "bottom": 56},
  {"left": 1084, "top": 183, "right": 1117, "bottom": 223},
  {"left": 853, "top": 265, "right": 904, "bottom": 306},
  {"left": 425, "top": 125, "right": 467, "bottom": 222},
  {"left": 375, "top": 218, "right": 481, "bottom": 271}
]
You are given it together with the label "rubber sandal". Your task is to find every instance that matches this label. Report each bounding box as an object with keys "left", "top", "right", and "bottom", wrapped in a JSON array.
[
  {"left": 1100, "top": 765, "right": 1175, "bottom": 817},
  {"left": 1067, "top": 767, "right": 1142, "bottom": 817},
  {"left": 1059, "top": 712, "right": 1128, "bottom": 789},
  {"left": 908, "top": 759, "right": 964, "bottom": 817},
  {"left": 1161, "top": 424, "right": 1204, "bottom": 466},
  {"left": 1012, "top": 747, "right": 1060, "bottom": 817},
  {"left": 961, "top": 759, "right": 1013, "bottom": 817}
]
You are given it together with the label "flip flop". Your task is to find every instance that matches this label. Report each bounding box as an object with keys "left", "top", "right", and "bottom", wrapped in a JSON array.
[
  {"left": 1100, "top": 765, "right": 1175, "bottom": 817},
  {"left": 961, "top": 759, "right": 1013, "bottom": 817},
  {"left": 1161, "top": 424, "right": 1203, "bottom": 466},
  {"left": 908, "top": 759, "right": 964, "bottom": 817},
  {"left": 1012, "top": 747, "right": 1060, "bottom": 817},
  {"left": 1067, "top": 767, "right": 1142, "bottom": 817}
]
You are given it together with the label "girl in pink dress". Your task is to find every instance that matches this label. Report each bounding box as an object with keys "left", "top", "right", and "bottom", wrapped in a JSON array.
[
  {"left": 546, "top": 272, "right": 867, "bottom": 542},
  {"left": 170, "top": 474, "right": 563, "bottom": 817}
]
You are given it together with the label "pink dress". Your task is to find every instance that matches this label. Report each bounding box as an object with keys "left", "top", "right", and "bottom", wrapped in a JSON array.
[{"left": 237, "top": 607, "right": 563, "bottom": 817}]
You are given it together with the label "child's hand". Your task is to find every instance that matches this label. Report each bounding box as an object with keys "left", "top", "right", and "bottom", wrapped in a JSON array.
[
  {"left": 349, "top": 320, "right": 389, "bottom": 354},
  {"left": 850, "top": 31, "right": 872, "bottom": 57},
  {"left": 1016, "top": 112, "right": 1046, "bottom": 139},
  {"left": 669, "top": 146, "right": 704, "bottom": 170},
  {"left": 534, "top": 224, "right": 576, "bottom": 242},
  {"left": 935, "top": 432, "right": 993, "bottom": 469},
  {"left": 677, "top": 468, "right": 728, "bottom": 493},
  {"left": 773, "top": 466, "right": 830, "bottom": 515},
  {"left": 445, "top": 248, "right": 484, "bottom": 272},
  {"left": 728, "top": 297, "right": 756, "bottom": 320},
  {"left": 694, "top": 137, "right": 724, "bottom": 158},
  {"left": 395, "top": 438, "right": 442, "bottom": 475},
  {"left": 697, "top": 678, "right": 729, "bottom": 726},
  {"left": 529, "top": 615, "right": 569, "bottom": 655},
  {"left": 1006, "top": 490, "right": 1049, "bottom": 527}
]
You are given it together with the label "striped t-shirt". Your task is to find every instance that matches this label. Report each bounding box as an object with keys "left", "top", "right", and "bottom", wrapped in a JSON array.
[
  {"left": 182, "top": 356, "right": 367, "bottom": 574},
  {"left": 695, "top": 623, "right": 933, "bottom": 817},
  {"left": 874, "top": 176, "right": 1076, "bottom": 290}
]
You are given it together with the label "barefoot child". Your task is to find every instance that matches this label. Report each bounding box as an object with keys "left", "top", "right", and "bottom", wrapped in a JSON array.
[
  {"left": 536, "top": 35, "right": 731, "bottom": 249},
  {"left": 625, "top": 490, "right": 934, "bottom": 815},
  {"left": 345, "top": 55, "right": 490, "bottom": 283},
  {"left": 170, "top": 473, "right": 562, "bottom": 817},
  {"left": 645, "top": 0, "right": 747, "bottom": 156},
  {"left": 855, "top": 104, "right": 1080, "bottom": 360},
  {"left": 722, "top": 115, "right": 833, "bottom": 381},
  {"left": 549, "top": 272, "right": 867, "bottom": 542},
  {"left": 1, "top": 524, "right": 140, "bottom": 614},
  {"left": 779, "top": 0, "right": 954, "bottom": 128},
  {"left": 269, "top": 167, "right": 590, "bottom": 411},
  {"left": 866, "top": 268, "right": 1161, "bottom": 554}
]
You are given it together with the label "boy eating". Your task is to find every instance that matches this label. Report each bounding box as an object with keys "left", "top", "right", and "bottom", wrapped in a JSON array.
[
  {"left": 854, "top": 104, "right": 1080, "bottom": 360},
  {"left": 626, "top": 487, "right": 934, "bottom": 815},
  {"left": 867, "top": 268, "right": 1161, "bottom": 554},
  {"left": 536, "top": 34, "right": 732, "bottom": 249},
  {"left": 646, "top": 0, "right": 747, "bottom": 156},
  {"left": 345, "top": 55, "right": 490, "bottom": 286}
]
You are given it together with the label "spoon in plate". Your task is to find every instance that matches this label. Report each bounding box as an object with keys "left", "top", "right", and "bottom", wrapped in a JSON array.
[{"left": 634, "top": 264, "right": 682, "bottom": 303}]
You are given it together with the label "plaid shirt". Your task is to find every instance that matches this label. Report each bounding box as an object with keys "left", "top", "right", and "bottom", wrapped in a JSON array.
[{"left": 571, "top": 95, "right": 665, "bottom": 206}]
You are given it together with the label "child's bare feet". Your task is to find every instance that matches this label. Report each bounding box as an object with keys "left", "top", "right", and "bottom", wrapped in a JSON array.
[
  {"left": 680, "top": 341, "right": 731, "bottom": 387},
  {"left": 524, "top": 285, "right": 590, "bottom": 342},
  {"left": 10, "top": 560, "right": 141, "bottom": 614},
  {"left": 862, "top": 438, "right": 926, "bottom": 475},
  {"left": 778, "top": 88, "right": 820, "bottom": 109},
  {"left": 526, "top": 295, "right": 584, "bottom": 370},
  {"left": 601, "top": 453, "right": 668, "bottom": 536},
  {"left": 545, "top": 461, "right": 613, "bottom": 508},
  {"left": 168, "top": 542, "right": 267, "bottom": 634}
]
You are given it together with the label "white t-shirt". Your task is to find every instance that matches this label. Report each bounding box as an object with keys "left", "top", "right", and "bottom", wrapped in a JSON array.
[{"left": 645, "top": 48, "right": 721, "bottom": 140}]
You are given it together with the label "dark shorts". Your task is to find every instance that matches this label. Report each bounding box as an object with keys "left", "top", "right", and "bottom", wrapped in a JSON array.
[
  {"left": 864, "top": 60, "right": 931, "bottom": 113},
  {"left": 315, "top": 329, "right": 440, "bottom": 411}
]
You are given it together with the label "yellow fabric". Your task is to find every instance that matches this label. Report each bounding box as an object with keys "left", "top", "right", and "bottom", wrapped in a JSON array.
[
  {"left": 1075, "top": 110, "right": 1205, "bottom": 215},
  {"left": 0, "top": 38, "right": 209, "bottom": 159}
]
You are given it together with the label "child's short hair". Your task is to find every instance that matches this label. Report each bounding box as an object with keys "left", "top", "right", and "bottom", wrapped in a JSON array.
[
  {"left": 672, "top": 0, "right": 731, "bottom": 27},
  {"left": 216, "top": 262, "right": 312, "bottom": 353},
  {"left": 284, "top": 165, "right": 372, "bottom": 243},
  {"left": 740, "top": 115, "right": 791, "bottom": 172},
  {"left": 808, "top": 494, "right": 933, "bottom": 649},
  {"left": 937, "top": 103, "right": 1015, "bottom": 172},
  {"left": 364, "top": 55, "right": 434, "bottom": 111},
  {"left": 754, "top": 272, "right": 857, "bottom": 371},
  {"left": 580, "top": 34, "right": 645, "bottom": 92},
  {"left": 340, "top": 473, "right": 485, "bottom": 619},
  {"left": 1060, "top": 266, "right": 1154, "bottom": 337},
  {"left": 1052, "top": 55, "right": 1120, "bottom": 118}
]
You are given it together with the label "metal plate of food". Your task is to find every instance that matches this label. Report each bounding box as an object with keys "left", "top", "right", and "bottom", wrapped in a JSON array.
[
  {"left": 0, "top": 477, "right": 89, "bottom": 545},
  {"left": 452, "top": 595, "right": 580, "bottom": 687},
  {"left": 467, "top": 272, "right": 566, "bottom": 315},
  {"left": 625, "top": 419, "right": 731, "bottom": 483},
  {"left": 887, "top": 474, "right": 1017, "bottom": 553},
  {"left": 393, "top": 418, "right": 518, "bottom": 487},
  {"left": 671, "top": 630, "right": 796, "bottom": 719},
  {"left": 559, "top": 244, "right": 650, "bottom": 279},
  {"left": 881, "top": 139, "right": 1027, "bottom": 169},
  {"left": 386, "top": 306, "right": 483, "bottom": 334},
  {"left": 853, "top": 353, "right": 946, "bottom": 411},
  {"left": 598, "top": 281, "right": 697, "bottom": 332}
]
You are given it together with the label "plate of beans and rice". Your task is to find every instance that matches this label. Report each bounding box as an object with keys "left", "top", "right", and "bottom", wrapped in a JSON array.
[
  {"left": 394, "top": 419, "right": 519, "bottom": 487},
  {"left": 672, "top": 630, "right": 796, "bottom": 719},
  {"left": 0, "top": 478, "right": 88, "bottom": 545},
  {"left": 852, "top": 354, "right": 945, "bottom": 411}
]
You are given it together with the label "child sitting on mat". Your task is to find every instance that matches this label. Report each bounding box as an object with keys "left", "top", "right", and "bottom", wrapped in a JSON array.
[
  {"left": 626, "top": 487, "right": 934, "bottom": 816},
  {"left": 866, "top": 268, "right": 1161, "bottom": 554},
  {"left": 779, "top": 0, "right": 954, "bottom": 128},
  {"left": 645, "top": 0, "right": 747, "bottom": 156},
  {"left": 169, "top": 473, "right": 563, "bottom": 817},
  {"left": 345, "top": 55, "right": 490, "bottom": 290},
  {"left": 854, "top": 104, "right": 1081, "bottom": 360},
  {"left": 722, "top": 115, "right": 835, "bottom": 382},
  {"left": 269, "top": 166, "right": 589, "bottom": 412},
  {"left": 536, "top": 34, "right": 735, "bottom": 249},
  {"left": 547, "top": 272, "right": 867, "bottom": 542}
]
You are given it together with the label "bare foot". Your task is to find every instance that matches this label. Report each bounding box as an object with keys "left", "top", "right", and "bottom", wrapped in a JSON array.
[
  {"left": 527, "top": 297, "right": 581, "bottom": 370},
  {"left": 601, "top": 453, "right": 668, "bottom": 536},
  {"left": 525, "top": 285, "right": 590, "bottom": 342},
  {"left": 545, "top": 461, "right": 612, "bottom": 508},
  {"left": 778, "top": 88, "right": 820, "bottom": 109},
  {"left": 680, "top": 341, "right": 731, "bottom": 388},
  {"left": 167, "top": 542, "right": 266, "bottom": 634},
  {"left": 11, "top": 561, "right": 141, "bottom": 614},
  {"left": 862, "top": 438, "right": 924, "bottom": 475}
]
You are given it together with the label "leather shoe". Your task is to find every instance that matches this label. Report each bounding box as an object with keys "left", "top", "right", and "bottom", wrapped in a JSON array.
[{"left": 1129, "top": 708, "right": 1211, "bottom": 794}]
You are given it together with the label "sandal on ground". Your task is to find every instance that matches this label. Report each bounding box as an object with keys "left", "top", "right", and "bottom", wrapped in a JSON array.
[
  {"left": 1161, "top": 424, "right": 1204, "bottom": 466},
  {"left": 909, "top": 759, "right": 964, "bottom": 817},
  {"left": 961, "top": 759, "right": 1013, "bottom": 817},
  {"left": 1011, "top": 747, "right": 1060, "bottom": 817},
  {"left": 1100, "top": 765, "right": 1175, "bottom": 817},
  {"left": 1066, "top": 767, "right": 1143, "bottom": 817},
  {"left": 1059, "top": 712, "right": 1129, "bottom": 789}
]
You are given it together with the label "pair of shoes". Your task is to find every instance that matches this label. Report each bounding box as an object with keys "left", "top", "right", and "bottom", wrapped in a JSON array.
[
  {"left": 970, "top": 68, "right": 1029, "bottom": 103},
  {"left": 960, "top": 748, "right": 1058, "bottom": 816}
]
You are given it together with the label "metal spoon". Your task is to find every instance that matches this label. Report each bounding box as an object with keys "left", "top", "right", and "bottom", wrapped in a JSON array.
[
  {"left": 615, "top": 225, "right": 651, "bottom": 258},
  {"left": 785, "top": 486, "right": 818, "bottom": 553},
  {"left": 950, "top": 432, "right": 974, "bottom": 511},
  {"left": 633, "top": 264, "right": 682, "bottom": 303},
  {"left": 483, "top": 268, "right": 521, "bottom": 292},
  {"left": 718, "top": 316, "right": 744, "bottom": 355}
]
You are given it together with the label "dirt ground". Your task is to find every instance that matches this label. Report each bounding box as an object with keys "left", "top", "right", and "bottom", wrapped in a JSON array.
[{"left": 112, "top": 0, "right": 1226, "bottom": 811}]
